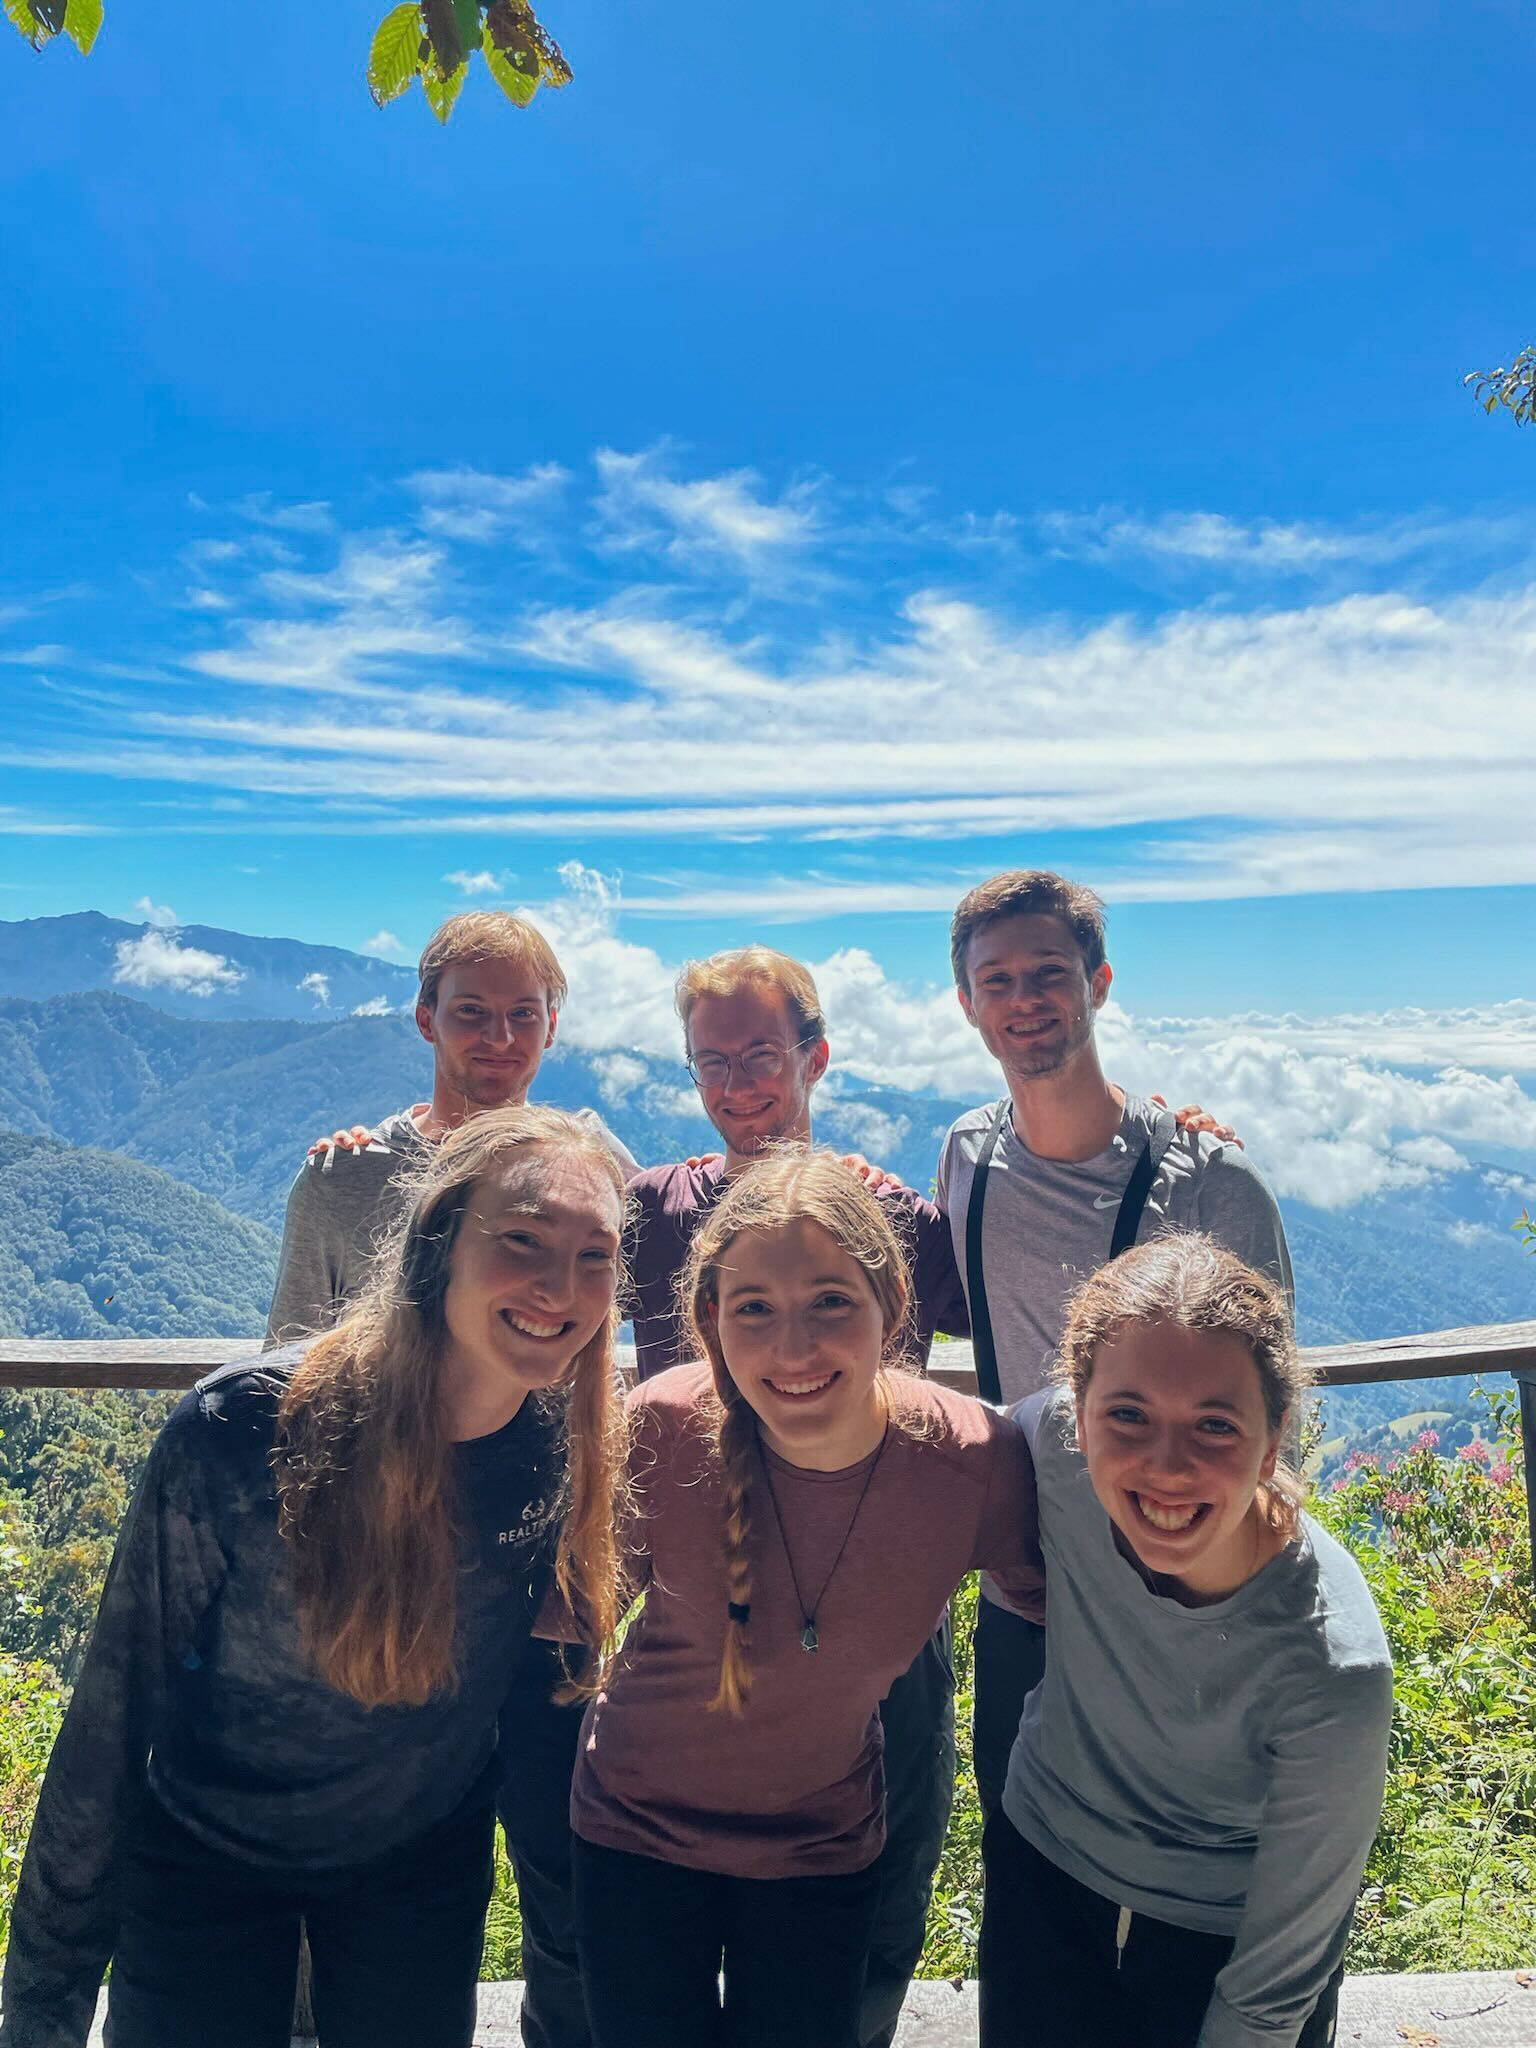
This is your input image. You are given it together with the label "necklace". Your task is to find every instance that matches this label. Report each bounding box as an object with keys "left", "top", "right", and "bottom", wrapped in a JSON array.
[{"left": 757, "top": 1424, "right": 890, "bottom": 1652}]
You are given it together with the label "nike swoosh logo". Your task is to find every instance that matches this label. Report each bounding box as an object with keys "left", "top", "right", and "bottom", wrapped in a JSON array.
[{"left": 1092, "top": 1194, "right": 1119, "bottom": 1209}]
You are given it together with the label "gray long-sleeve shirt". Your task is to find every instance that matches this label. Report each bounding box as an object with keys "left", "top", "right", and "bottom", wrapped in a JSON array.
[
  {"left": 266, "top": 1105, "right": 639, "bottom": 1347},
  {"left": 1004, "top": 1388, "right": 1393, "bottom": 2048},
  {"left": 0, "top": 1357, "right": 566, "bottom": 2048}
]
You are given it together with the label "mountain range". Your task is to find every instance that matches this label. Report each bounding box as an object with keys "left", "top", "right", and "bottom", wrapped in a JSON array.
[
  {"left": 0, "top": 914, "right": 1530, "bottom": 1458},
  {"left": 0, "top": 911, "right": 416, "bottom": 1020}
]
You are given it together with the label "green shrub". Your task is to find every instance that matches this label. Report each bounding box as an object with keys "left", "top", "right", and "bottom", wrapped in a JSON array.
[
  {"left": 1313, "top": 1386, "right": 1534, "bottom": 1970},
  {"left": 0, "top": 1657, "right": 65, "bottom": 1952}
]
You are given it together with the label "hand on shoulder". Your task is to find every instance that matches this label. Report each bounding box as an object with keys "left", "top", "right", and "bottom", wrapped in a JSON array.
[{"left": 1151, "top": 1093, "right": 1244, "bottom": 1150}]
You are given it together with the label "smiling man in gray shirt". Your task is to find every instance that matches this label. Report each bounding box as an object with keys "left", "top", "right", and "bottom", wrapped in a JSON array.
[{"left": 935, "top": 871, "right": 1292, "bottom": 1815}]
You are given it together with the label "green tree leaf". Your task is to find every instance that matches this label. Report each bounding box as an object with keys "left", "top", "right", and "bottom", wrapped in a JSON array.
[
  {"left": 450, "top": 0, "right": 481, "bottom": 56},
  {"left": 4, "top": 0, "right": 48, "bottom": 45},
  {"left": 421, "top": 55, "right": 467, "bottom": 122},
  {"left": 485, "top": 0, "right": 570, "bottom": 87},
  {"left": 367, "top": 2, "right": 422, "bottom": 107},
  {"left": 421, "top": 0, "right": 462, "bottom": 73},
  {"left": 63, "top": 0, "right": 101, "bottom": 53},
  {"left": 483, "top": 28, "right": 538, "bottom": 106}
]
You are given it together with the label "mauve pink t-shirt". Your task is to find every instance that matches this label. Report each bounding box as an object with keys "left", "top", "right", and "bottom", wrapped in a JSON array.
[{"left": 567, "top": 1362, "right": 1043, "bottom": 1879}]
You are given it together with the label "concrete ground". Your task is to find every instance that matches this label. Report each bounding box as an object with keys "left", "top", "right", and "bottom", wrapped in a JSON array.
[{"left": 78, "top": 1970, "right": 1534, "bottom": 2046}]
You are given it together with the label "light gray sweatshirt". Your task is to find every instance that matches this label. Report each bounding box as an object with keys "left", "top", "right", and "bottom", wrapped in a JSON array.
[{"left": 1004, "top": 1388, "right": 1393, "bottom": 2048}]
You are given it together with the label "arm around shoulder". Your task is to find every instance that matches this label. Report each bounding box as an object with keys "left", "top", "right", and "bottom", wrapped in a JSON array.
[{"left": 970, "top": 1406, "right": 1046, "bottom": 1616}]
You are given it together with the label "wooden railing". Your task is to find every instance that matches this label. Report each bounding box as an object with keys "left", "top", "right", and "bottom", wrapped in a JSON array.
[{"left": 3, "top": 1322, "right": 1534, "bottom": 1582}]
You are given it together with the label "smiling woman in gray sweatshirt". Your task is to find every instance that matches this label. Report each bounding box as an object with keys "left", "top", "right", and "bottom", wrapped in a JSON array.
[{"left": 979, "top": 1235, "right": 1393, "bottom": 2048}]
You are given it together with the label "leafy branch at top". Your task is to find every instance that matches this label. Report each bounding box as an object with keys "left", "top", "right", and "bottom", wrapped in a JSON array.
[
  {"left": 7, "top": 0, "right": 571, "bottom": 126},
  {"left": 1466, "top": 347, "right": 1536, "bottom": 428},
  {"left": 369, "top": 0, "right": 572, "bottom": 124},
  {"left": 4, "top": 0, "right": 102, "bottom": 55}
]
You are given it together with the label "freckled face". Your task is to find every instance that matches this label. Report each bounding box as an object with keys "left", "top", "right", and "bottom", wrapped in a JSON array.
[
  {"left": 712, "top": 1218, "right": 888, "bottom": 1470},
  {"left": 1075, "top": 1320, "right": 1283, "bottom": 1599},
  {"left": 442, "top": 1150, "right": 622, "bottom": 1399}
]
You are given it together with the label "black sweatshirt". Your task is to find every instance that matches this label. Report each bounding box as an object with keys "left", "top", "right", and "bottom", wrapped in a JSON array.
[{"left": 0, "top": 1354, "right": 566, "bottom": 2048}]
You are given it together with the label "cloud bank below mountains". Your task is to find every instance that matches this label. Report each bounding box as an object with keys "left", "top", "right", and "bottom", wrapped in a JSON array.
[{"left": 526, "top": 867, "right": 1536, "bottom": 1213}]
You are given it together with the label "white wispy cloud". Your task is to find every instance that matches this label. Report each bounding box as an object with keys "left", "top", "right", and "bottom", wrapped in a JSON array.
[
  {"left": 298, "top": 970, "right": 331, "bottom": 1006},
  {"left": 113, "top": 929, "right": 244, "bottom": 996},
  {"left": 0, "top": 807, "right": 104, "bottom": 836},
  {"left": 10, "top": 466, "right": 1536, "bottom": 908},
  {"left": 405, "top": 464, "right": 569, "bottom": 542},
  {"left": 361, "top": 929, "right": 410, "bottom": 960},
  {"left": 132, "top": 896, "right": 179, "bottom": 929},
  {"left": 235, "top": 493, "right": 336, "bottom": 535},
  {"left": 352, "top": 994, "right": 396, "bottom": 1016},
  {"left": 593, "top": 447, "right": 818, "bottom": 564},
  {"left": 1035, "top": 507, "right": 1513, "bottom": 574},
  {"left": 444, "top": 868, "right": 511, "bottom": 895}
]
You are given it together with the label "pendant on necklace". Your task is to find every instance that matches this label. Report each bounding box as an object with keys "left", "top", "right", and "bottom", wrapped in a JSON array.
[{"left": 800, "top": 1620, "right": 819, "bottom": 1653}]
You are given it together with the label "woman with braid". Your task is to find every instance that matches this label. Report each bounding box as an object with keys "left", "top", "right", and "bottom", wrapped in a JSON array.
[
  {"left": 1, "top": 1106, "right": 631, "bottom": 2048},
  {"left": 554, "top": 1150, "right": 1044, "bottom": 2048}
]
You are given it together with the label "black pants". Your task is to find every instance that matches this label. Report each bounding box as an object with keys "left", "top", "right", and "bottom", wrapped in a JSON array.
[
  {"left": 859, "top": 1621, "right": 957, "bottom": 2048},
  {"left": 571, "top": 1835, "right": 883, "bottom": 2048},
  {"left": 498, "top": 1665, "right": 593, "bottom": 2048},
  {"left": 105, "top": 1789, "right": 495, "bottom": 2048},
  {"left": 971, "top": 1596, "right": 1047, "bottom": 1819},
  {"left": 978, "top": 1810, "right": 1344, "bottom": 2048}
]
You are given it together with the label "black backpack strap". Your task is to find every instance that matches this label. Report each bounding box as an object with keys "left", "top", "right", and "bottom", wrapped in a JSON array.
[
  {"left": 964, "top": 1101, "right": 1011, "bottom": 1405},
  {"left": 1110, "top": 1108, "right": 1179, "bottom": 1259}
]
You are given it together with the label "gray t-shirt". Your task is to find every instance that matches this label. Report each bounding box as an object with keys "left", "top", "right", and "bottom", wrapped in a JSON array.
[
  {"left": 1005, "top": 1388, "right": 1392, "bottom": 2048},
  {"left": 936, "top": 1092, "right": 1294, "bottom": 1407},
  {"left": 265, "top": 1105, "right": 640, "bottom": 1347}
]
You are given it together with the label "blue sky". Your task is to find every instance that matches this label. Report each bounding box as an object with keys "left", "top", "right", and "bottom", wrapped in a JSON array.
[{"left": 3, "top": 0, "right": 1535, "bottom": 1054}]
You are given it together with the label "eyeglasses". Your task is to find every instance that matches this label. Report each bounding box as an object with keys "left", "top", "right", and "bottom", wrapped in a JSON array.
[{"left": 685, "top": 1036, "right": 820, "bottom": 1089}]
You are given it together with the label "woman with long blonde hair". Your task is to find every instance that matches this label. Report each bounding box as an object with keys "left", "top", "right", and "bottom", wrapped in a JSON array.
[
  {"left": 1, "top": 1105, "right": 630, "bottom": 2048},
  {"left": 978, "top": 1234, "right": 1393, "bottom": 2048},
  {"left": 559, "top": 1149, "right": 1043, "bottom": 2048}
]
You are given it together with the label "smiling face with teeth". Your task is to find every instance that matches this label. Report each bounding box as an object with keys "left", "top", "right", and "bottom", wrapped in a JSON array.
[
  {"left": 1075, "top": 1318, "right": 1287, "bottom": 1601},
  {"left": 712, "top": 1217, "right": 891, "bottom": 1472},
  {"left": 439, "top": 1147, "right": 623, "bottom": 1441},
  {"left": 957, "top": 911, "right": 1111, "bottom": 1093},
  {"left": 685, "top": 986, "right": 830, "bottom": 1169}
]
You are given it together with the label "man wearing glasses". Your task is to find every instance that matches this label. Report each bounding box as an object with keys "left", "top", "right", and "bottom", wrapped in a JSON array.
[{"left": 625, "top": 945, "right": 966, "bottom": 2048}]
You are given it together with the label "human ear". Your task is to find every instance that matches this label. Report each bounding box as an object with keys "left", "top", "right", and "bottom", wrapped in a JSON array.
[
  {"left": 416, "top": 1000, "right": 437, "bottom": 1046},
  {"left": 545, "top": 1007, "right": 559, "bottom": 1048},
  {"left": 805, "top": 1038, "right": 830, "bottom": 1089},
  {"left": 1089, "top": 963, "right": 1113, "bottom": 1011},
  {"left": 1259, "top": 1414, "right": 1285, "bottom": 1482},
  {"left": 956, "top": 984, "right": 977, "bottom": 1028}
]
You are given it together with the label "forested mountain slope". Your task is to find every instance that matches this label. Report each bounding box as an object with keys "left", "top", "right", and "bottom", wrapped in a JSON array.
[{"left": 0, "top": 1131, "right": 277, "bottom": 1340}]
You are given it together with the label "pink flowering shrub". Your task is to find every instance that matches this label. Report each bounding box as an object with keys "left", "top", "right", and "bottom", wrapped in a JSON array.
[{"left": 1313, "top": 1381, "right": 1533, "bottom": 1970}]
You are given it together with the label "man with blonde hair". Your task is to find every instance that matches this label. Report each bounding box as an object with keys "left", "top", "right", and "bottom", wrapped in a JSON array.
[
  {"left": 267, "top": 910, "right": 636, "bottom": 1345},
  {"left": 625, "top": 944, "right": 966, "bottom": 2048},
  {"left": 265, "top": 909, "right": 636, "bottom": 2048},
  {"left": 939, "top": 869, "right": 1290, "bottom": 1817}
]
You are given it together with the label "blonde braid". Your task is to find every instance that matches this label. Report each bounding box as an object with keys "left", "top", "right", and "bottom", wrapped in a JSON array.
[{"left": 710, "top": 1389, "right": 758, "bottom": 1715}]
